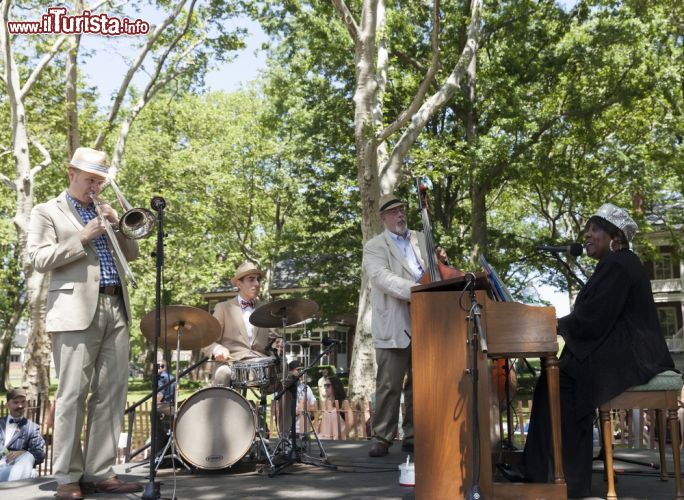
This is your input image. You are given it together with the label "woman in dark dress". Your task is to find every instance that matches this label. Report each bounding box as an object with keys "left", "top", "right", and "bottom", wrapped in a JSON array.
[{"left": 520, "top": 203, "right": 675, "bottom": 497}]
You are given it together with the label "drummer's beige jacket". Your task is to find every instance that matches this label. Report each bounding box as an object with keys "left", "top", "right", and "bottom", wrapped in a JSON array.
[{"left": 206, "top": 298, "right": 278, "bottom": 361}]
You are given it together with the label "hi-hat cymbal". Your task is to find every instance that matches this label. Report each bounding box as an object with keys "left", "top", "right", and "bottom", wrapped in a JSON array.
[
  {"left": 140, "top": 305, "right": 221, "bottom": 350},
  {"left": 250, "top": 298, "right": 319, "bottom": 328}
]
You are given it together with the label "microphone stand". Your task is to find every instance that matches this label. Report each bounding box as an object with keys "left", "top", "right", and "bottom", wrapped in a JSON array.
[
  {"left": 549, "top": 251, "right": 585, "bottom": 288},
  {"left": 143, "top": 197, "right": 166, "bottom": 500},
  {"left": 464, "top": 273, "right": 487, "bottom": 500}
]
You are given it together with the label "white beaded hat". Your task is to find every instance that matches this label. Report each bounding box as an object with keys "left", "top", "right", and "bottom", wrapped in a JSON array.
[{"left": 592, "top": 203, "right": 638, "bottom": 242}]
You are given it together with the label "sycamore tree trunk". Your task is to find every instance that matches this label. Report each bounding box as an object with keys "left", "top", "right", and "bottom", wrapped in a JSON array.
[
  {"left": 332, "top": 0, "right": 385, "bottom": 410},
  {"left": 0, "top": 244, "right": 27, "bottom": 390},
  {"left": 2, "top": 0, "right": 54, "bottom": 401},
  {"left": 0, "top": 284, "right": 24, "bottom": 390},
  {"left": 332, "top": 0, "right": 482, "bottom": 421}
]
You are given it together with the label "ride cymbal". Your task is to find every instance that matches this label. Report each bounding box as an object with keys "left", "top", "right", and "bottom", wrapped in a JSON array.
[
  {"left": 140, "top": 305, "right": 221, "bottom": 350},
  {"left": 249, "top": 298, "right": 319, "bottom": 328}
]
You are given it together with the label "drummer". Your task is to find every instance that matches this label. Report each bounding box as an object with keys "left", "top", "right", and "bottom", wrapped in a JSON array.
[{"left": 205, "top": 261, "right": 281, "bottom": 386}]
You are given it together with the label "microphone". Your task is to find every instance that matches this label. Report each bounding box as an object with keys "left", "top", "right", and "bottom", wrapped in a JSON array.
[
  {"left": 536, "top": 243, "right": 583, "bottom": 257},
  {"left": 321, "top": 337, "right": 341, "bottom": 347},
  {"left": 150, "top": 196, "right": 166, "bottom": 211}
]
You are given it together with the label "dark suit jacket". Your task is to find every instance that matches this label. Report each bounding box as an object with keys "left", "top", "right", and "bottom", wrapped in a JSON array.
[{"left": 0, "top": 416, "right": 45, "bottom": 465}]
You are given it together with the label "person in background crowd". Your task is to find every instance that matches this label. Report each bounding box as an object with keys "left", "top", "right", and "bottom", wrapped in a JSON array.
[{"left": 0, "top": 388, "right": 45, "bottom": 482}]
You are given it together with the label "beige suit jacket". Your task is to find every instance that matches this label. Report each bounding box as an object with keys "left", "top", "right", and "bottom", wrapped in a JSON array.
[
  {"left": 27, "top": 191, "right": 139, "bottom": 332},
  {"left": 208, "top": 299, "right": 277, "bottom": 361},
  {"left": 362, "top": 229, "right": 427, "bottom": 349}
]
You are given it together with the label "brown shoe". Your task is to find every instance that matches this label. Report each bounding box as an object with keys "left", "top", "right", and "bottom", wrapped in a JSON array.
[
  {"left": 84, "top": 476, "right": 144, "bottom": 494},
  {"left": 368, "top": 441, "right": 390, "bottom": 457},
  {"left": 55, "top": 482, "right": 83, "bottom": 500}
]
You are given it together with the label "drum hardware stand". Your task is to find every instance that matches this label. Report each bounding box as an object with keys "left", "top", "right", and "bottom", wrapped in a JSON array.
[
  {"left": 125, "top": 356, "right": 209, "bottom": 465},
  {"left": 151, "top": 320, "right": 192, "bottom": 473},
  {"left": 245, "top": 386, "right": 276, "bottom": 468},
  {"left": 269, "top": 344, "right": 338, "bottom": 477},
  {"left": 464, "top": 272, "right": 487, "bottom": 500}
]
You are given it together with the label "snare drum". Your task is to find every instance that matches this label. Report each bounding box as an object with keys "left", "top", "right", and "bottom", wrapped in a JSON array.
[
  {"left": 174, "top": 387, "right": 255, "bottom": 469},
  {"left": 231, "top": 356, "right": 279, "bottom": 389}
]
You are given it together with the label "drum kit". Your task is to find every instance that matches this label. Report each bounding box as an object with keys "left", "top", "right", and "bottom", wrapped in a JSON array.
[{"left": 138, "top": 297, "right": 334, "bottom": 475}]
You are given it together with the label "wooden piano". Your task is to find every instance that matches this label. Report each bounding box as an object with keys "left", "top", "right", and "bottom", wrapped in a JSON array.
[{"left": 410, "top": 275, "right": 566, "bottom": 499}]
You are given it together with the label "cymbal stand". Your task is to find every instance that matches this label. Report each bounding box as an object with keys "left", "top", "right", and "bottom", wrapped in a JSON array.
[
  {"left": 271, "top": 311, "right": 295, "bottom": 456},
  {"left": 152, "top": 321, "right": 190, "bottom": 472},
  {"left": 269, "top": 344, "right": 338, "bottom": 477},
  {"left": 247, "top": 386, "right": 275, "bottom": 468}
]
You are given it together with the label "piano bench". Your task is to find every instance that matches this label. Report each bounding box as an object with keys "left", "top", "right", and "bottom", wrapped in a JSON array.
[{"left": 598, "top": 370, "right": 683, "bottom": 499}]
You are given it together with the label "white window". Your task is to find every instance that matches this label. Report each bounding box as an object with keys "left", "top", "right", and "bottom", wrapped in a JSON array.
[
  {"left": 654, "top": 252, "right": 674, "bottom": 280},
  {"left": 657, "top": 307, "right": 678, "bottom": 338}
]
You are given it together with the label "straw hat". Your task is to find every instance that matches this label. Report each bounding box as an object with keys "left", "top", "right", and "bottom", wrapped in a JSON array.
[
  {"left": 378, "top": 193, "right": 405, "bottom": 213},
  {"left": 230, "top": 261, "right": 265, "bottom": 286},
  {"left": 69, "top": 147, "right": 109, "bottom": 177}
]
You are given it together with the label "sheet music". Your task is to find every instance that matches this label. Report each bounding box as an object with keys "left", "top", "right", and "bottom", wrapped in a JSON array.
[{"left": 478, "top": 255, "right": 514, "bottom": 303}]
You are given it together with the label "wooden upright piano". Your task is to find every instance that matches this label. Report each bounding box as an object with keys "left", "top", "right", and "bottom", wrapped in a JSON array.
[{"left": 411, "top": 276, "right": 566, "bottom": 499}]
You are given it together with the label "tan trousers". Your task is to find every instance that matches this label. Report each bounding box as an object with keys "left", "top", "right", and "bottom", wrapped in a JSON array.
[
  {"left": 372, "top": 345, "right": 413, "bottom": 445},
  {"left": 51, "top": 294, "right": 130, "bottom": 485}
]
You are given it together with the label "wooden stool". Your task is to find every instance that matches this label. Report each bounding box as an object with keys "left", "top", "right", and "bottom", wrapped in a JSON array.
[{"left": 599, "top": 370, "right": 683, "bottom": 499}]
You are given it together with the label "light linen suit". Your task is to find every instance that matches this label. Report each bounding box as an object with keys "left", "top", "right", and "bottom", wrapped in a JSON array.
[
  {"left": 205, "top": 298, "right": 278, "bottom": 385},
  {"left": 27, "top": 190, "right": 138, "bottom": 485},
  {"left": 363, "top": 229, "right": 427, "bottom": 445},
  {"left": 210, "top": 299, "right": 276, "bottom": 361}
]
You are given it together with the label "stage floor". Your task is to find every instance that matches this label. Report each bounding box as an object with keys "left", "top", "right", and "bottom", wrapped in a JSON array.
[{"left": 0, "top": 441, "right": 679, "bottom": 499}]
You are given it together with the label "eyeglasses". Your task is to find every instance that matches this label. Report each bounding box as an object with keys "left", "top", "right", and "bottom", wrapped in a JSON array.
[{"left": 324, "top": 384, "right": 331, "bottom": 387}]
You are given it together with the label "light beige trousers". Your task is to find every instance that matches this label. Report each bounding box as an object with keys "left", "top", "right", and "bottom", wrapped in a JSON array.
[{"left": 51, "top": 294, "right": 130, "bottom": 485}]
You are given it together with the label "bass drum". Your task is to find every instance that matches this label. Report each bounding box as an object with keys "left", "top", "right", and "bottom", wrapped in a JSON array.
[{"left": 174, "top": 387, "right": 255, "bottom": 469}]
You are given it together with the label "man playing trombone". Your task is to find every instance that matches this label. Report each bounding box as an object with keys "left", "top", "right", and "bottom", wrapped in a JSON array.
[{"left": 27, "top": 147, "right": 142, "bottom": 500}]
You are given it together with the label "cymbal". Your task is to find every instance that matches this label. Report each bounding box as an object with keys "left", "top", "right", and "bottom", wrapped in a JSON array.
[
  {"left": 250, "top": 298, "right": 319, "bottom": 328},
  {"left": 140, "top": 305, "right": 221, "bottom": 350}
]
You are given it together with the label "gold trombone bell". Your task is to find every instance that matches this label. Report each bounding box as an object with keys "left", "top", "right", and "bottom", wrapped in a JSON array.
[{"left": 109, "top": 178, "right": 156, "bottom": 240}]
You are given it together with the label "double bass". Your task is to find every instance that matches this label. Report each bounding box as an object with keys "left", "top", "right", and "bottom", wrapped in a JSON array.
[
  {"left": 415, "top": 178, "right": 465, "bottom": 284},
  {"left": 414, "top": 178, "right": 516, "bottom": 410}
]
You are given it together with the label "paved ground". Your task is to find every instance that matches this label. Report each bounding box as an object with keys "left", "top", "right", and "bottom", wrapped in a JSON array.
[{"left": 0, "top": 441, "right": 680, "bottom": 499}]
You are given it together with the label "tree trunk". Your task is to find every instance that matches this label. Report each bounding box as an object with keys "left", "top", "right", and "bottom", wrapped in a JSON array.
[
  {"left": 65, "top": 30, "right": 81, "bottom": 156},
  {"left": 3, "top": 0, "right": 51, "bottom": 400},
  {"left": 23, "top": 271, "right": 50, "bottom": 401},
  {"left": 0, "top": 283, "right": 26, "bottom": 390},
  {"left": 0, "top": 330, "right": 14, "bottom": 390},
  {"left": 345, "top": 0, "right": 384, "bottom": 409},
  {"left": 339, "top": 0, "right": 483, "bottom": 413}
]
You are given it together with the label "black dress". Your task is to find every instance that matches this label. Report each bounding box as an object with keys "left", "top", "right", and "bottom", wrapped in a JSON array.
[{"left": 523, "top": 249, "right": 675, "bottom": 497}]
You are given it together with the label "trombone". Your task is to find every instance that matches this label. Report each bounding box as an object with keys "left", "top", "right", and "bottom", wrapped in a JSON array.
[{"left": 90, "top": 178, "right": 155, "bottom": 289}]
